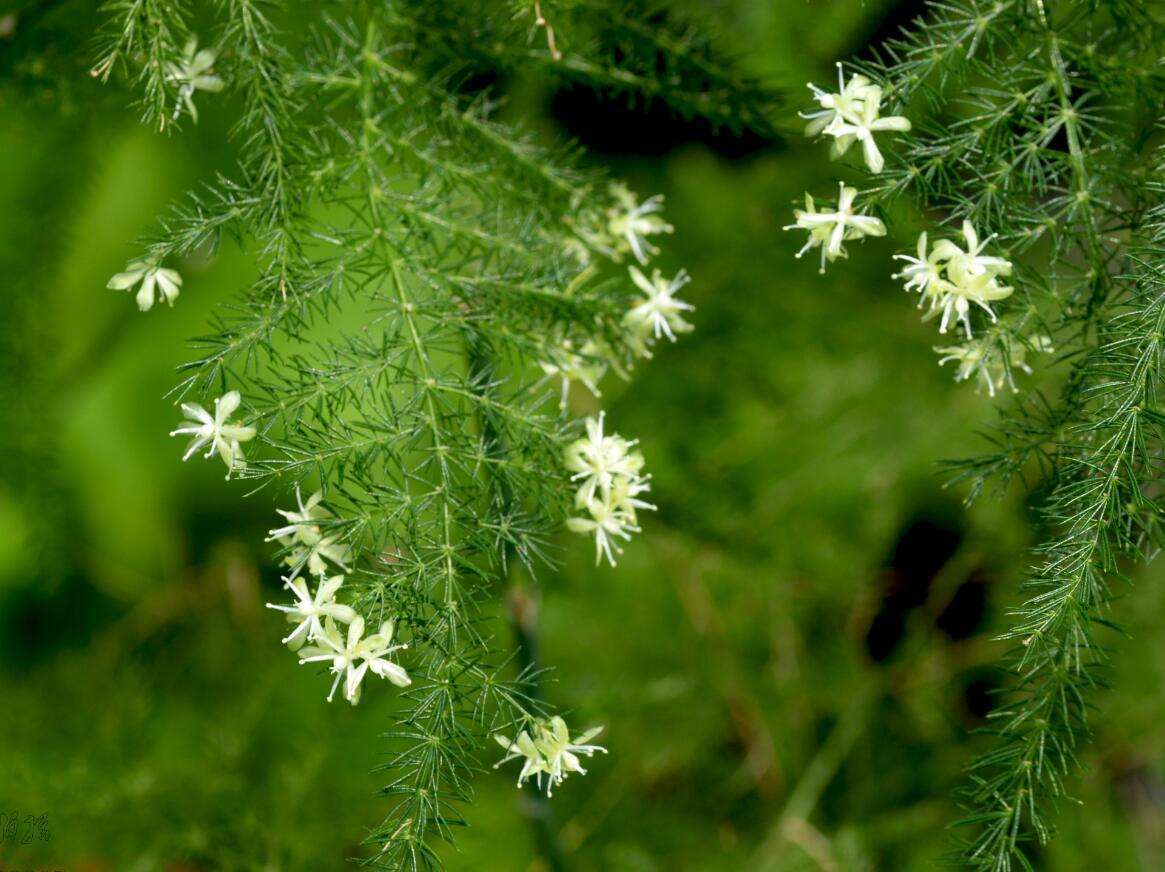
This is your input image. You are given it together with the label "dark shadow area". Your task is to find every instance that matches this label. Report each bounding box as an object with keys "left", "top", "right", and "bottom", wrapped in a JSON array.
[
  {"left": 935, "top": 573, "right": 989, "bottom": 641},
  {"left": 866, "top": 512, "right": 963, "bottom": 663},
  {"left": 961, "top": 671, "right": 997, "bottom": 721},
  {"left": 549, "top": 82, "right": 780, "bottom": 160}
]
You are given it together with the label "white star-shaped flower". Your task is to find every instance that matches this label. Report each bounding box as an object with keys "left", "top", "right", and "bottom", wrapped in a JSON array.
[
  {"left": 170, "top": 390, "right": 257, "bottom": 477},
  {"left": 931, "top": 220, "right": 1014, "bottom": 284},
  {"left": 107, "top": 260, "right": 183, "bottom": 312},
  {"left": 539, "top": 339, "right": 609, "bottom": 409},
  {"left": 298, "top": 616, "right": 410, "bottom": 705},
  {"left": 784, "top": 184, "right": 886, "bottom": 273},
  {"left": 165, "top": 37, "right": 224, "bottom": 123},
  {"left": 607, "top": 183, "right": 674, "bottom": 265},
  {"left": 266, "top": 573, "right": 357, "bottom": 650},
  {"left": 266, "top": 486, "right": 352, "bottom": 575},
  {"left": 822, "top": 84, "right": 911, "bottom": 174},
  {"left": 893, "top": 232, "right": 955, "bottom": 312},
  {"left": 533, "top": 717, "right": 606, "bottom": 794},
  {"left": 933, "top": 270, "right": 1014, "bottom": 339},
  {"left": 802, "top": 63, "right": 879, "bottom": 137},
  {"left": 567, "top": 490, "right": 642, "bottom": 567},
  {"left": 494, "top": 729, "right": 553, "bottom": 792},
  {"left": 564, "top": 412, "right": 645, "bottom": 505},
  {"left": 625, "top": 267, "right": 695, "bottom": 343},
  {"left": 936, "top": 335, "right": 1051, "bottom": 397},
  {"left": 894, "top": 223, "right": 1015, "bottom": 338},
  {"left": 494, "top": 716, "right": 606, "bottom": 796}
]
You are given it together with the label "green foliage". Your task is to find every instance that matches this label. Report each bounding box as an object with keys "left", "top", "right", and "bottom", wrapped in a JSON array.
[
  {"left": 840, "top": 1, "right": 1165, "bottom": 867},
  {"left": 398, "top": 0, "right": 780, "bottom": 138},
  {"left": 5, "top": 0, "right": 1165, "bottom": 869},
  {"left": 77, "top": 0, "right": 777, "bottom": 866}
]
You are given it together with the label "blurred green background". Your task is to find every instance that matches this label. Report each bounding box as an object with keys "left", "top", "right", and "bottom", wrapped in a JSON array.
[{"left": 3, "top": 1, "right": 1165, "bottom": 870}]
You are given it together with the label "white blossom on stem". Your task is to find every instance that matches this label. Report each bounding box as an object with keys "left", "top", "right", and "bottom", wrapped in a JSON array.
[
  {"left": 894, "top": 222, "right": 1015, "bottom": 338},
  {"left": 802, "top": 63, "right": 879, "bottom": 136},
  {"left": 165, "top": 37, "right": 224, "bottom": 123},
  {"left": 625, "top": 267, "right": 695, "bottom": 343},
  {"left": 266, "top": 486, "right": 352, "bottom": 575},
  {"left": 265, "top": 573, "right": 357, "bottom": 650},
  {"left": 822, "top": 85, "right": 911, "bottom": 174},
  {"left": 564, "top": 412, "right": 645, "bottom": 505},
  {"left": 784, "top": 184, "right": 886, "bottom": 274},
  {"left": 107, "top": 260, "right": 183, "bottom": 311},
  {"left": 567, "top": 491, "right": 642, "bottom": 567},
  {"left": 607, "top": 183, "right": 674, "bottom": 265},
  {"left": 494, "top": 716, "right": 606, "bottom": 796},
  {"left": 298, "top": 616, "right": 410, "bottom": 705},
  {"left": 933, "top": 271, "right": 1014, "bottom": 339},
  {"left": 170, "top": 390, "right": 256, "bottom": 477},
  {"left": 534, "top": 716, "right": 606, "bottom": 793}
]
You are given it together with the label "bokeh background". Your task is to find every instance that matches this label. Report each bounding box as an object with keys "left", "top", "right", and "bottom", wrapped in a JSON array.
[{"left": 3, "top": 1, "right": 1165, "bottom": 870}]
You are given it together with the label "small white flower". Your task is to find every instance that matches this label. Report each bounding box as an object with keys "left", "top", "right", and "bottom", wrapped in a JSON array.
[
  {"left": 821, "top": 84, "right": 911, "bottom": 174},
  {"left": 265, "top": 573, "right": 357, "bottom": 650},
  {"left": 564, "top": 412, "right": 645, "bottom": 505},
  {"left": 494, "top": 729, "right": 553, "bottom": 792},
  {"left": 608, "top": 474, "right": 655, "bottom": 518},
  {"left": 931, "top": 220, "right": 1014, "bottom": 284},
  {"left": 567, "top": 490, "right": 642, "bottom": 567},
  {"left": 561, "top": 234, "right": 595, "bottom": 267},
  {"left": 784, "top": 184, "right": 886, "bottom": 274},
  {"left": 894, "top": 223, "right": 1015, "bottom": 338},
  {"left": 107, "top": 260, "right": 183, "bottom": 312},
  {"left": 494, "top": 716, "right": 606, "bottom": 796},
  {"left": 170, "top": 390, "right": 257, "bottom": 477},
  {"left": 936, "top": 341, "right": 998, "bottom": 395},
  {"left": 893, "top": 232, "right": 949, "bottom": 303},
  {"left": 924, "top": 221, "right": 1014, "bottom": 338},
  {"left": 534, "top": 716, "right": 606, "bottom": 794},
  {"left": 298, "top": 615, "right": 410, "bottom": 705},
  {"left": 933, "top": 271, "right": 1014, "bottom": 339},
  {"left": 266, "top": 486, "right": 352, "bottom": 575},
  {"left": 802, "top": 63, "right": 879, "bottom": 137},
  {"left": 539, "top": 339, "right": 608, "bottom": 409},
  {"left": 165, "top": 37, "right": 224, "bottom": 123},
  {"left": 937, "top": 335, "right": 1052, "bottom": 397},
  {"left": 625, "top": 267, "right": 695, "bottom": 343},
  {"left": 607, "top": 183, "right": 674, "bottom": 265}
]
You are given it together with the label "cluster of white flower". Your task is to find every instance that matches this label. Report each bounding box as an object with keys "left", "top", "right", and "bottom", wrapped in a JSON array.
[
  {"left": 542, "top": 183, "right": 694, "bottom": 408},
  {"left": 893, "top": 221, "right": 1015, "bottom": 339},
  {"left": 170, "top": 390, "right": 256, "bottom": 478},
  {"left": 785, "top": 66, "right": 907, "bottom": 273},
  {"left": 494, "top": 716, "right": 606, "bottom": 796},
  {"left": 789, "top": 64, "right": 1044, "bottom": 394},
  {"left": 540, "top": 187, "right": 691, "bottom": 571},
  {"left": 936, "top": 334, "right": 1053, "bottom": 397},
  {"left": 563, "top": 412, "right": 654, "bottom": 566},
  {"left": 264, "top": 487, "right": 410, "bottom": 705}
]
